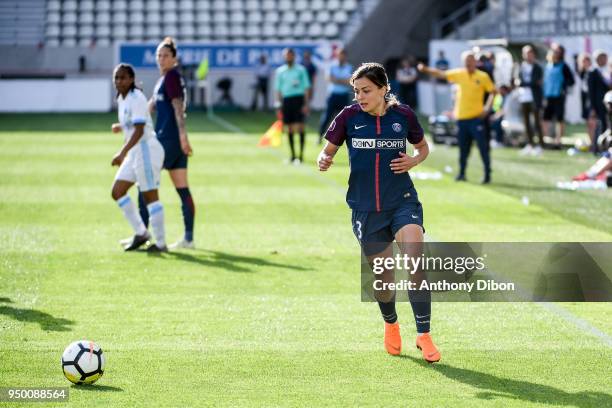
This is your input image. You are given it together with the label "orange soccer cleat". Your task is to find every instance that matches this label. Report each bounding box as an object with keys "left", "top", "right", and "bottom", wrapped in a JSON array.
[
  {"left": 384, "top": 322, "right": 402, "bottom": 356},
  {"left": 416, "top": 333, "right": 441, "bottom": 363}
]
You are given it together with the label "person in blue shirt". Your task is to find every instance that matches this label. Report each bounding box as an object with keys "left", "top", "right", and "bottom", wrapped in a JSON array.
[
  {"left": 318, "top": 48, "right": 353, "bottom": 144},
  {"left": 275, "top": 48, "right": 311, "bottom": 164},
  {"left": 136, "top": 37, "right": 196, "bottom": 250},
  {"left": 542, "top": 43, "right": 575, "bottom": 149},
  {"left": 317, "top": 62, "right": 440, "bottom": 363}
]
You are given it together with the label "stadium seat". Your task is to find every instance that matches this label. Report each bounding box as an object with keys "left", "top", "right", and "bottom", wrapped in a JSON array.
[
  {"left": 195, "top": 0, "right": 211, "bottom": 10},
  {"left": 179, "top": 24, "right": 195, "bottom": 37},
  {"left": 212, "top": 0, "right": 227, "bottom": 11},
  {"left": 96, "top": 38, "right": 110, "bottom": 46},
  {"left": 294, "top": 0, "right": 309, "bottom": 11},
  {"left": 247, "top": 11, "right": 263, "bottom": 23},
  {"left": 163, "top": 25, "right": 178, "bottom": 37},
  {"left": 229, "top": 0, "right": 243, "bottom": 10},
  {"left": 342, "top": 0, "right": 357, "bottom": 11},
  {"left": 129, "top": 25, "right": 144, "bottom": 39},
  {"left": 281, "top": 11, "right": 297, "bottom": 24},
  {"left": 316, "top": 10, "right": 331, "bottom": 23},
  {"left": 130, "top": 11, "right": 145, "bottom": 24},
  {"left": 79, "top": 12, "right": 94, "bottom": 24},
  {"left": 264, "top": 11, "right": 280, "bottom": 23},
  {"left": 62, "top": 12, "right": 77, "bottom": 24},
  {"left": 229, "top": 24, "right": 245, "bottom": 38},
  {"left": 163, "top": 0, "right": 178, "bottom": 11},
  {"left": 47, "top": 38, "right": 60, "bottom": 46},
  {"left": 213, "top": 11, "right": 229, "bottom": 23},
  {"left": 293, "top": 23, "right": 306, "bottom": 37},
  {"left": 277, "top": 24, "right": 292, "bottom": 38},
  {"left": 78, "top": 24, "right": 94, "bottom": 37},
  {"left": 179, "top": 0, "right": 195, "bottom": 10},
  {"left": 196, "top": 24, "right": 211, "bottom": 37},
  {"left": 328, "top": 0, "right": 342, "bottom": 10},
  {"left": 262, "top": 25, "right": 276, "bottom": 38},
  {"left": 96, "top": 12, "right": 111, "bottom": 24},
  {"left": 230, "top": 11, "right": 246, "bottom": 24},
  {"left": 147, "top": 12, "right": 162, "bottom": 24},
  {"left": 47, "top": 0, "right": 61, "bottom": 12},
  {"left": 47, "top": 12, "right": 61, "bottom": 24},
  {"left": 130, "top": 0, "right": 145, "bottom": 11},
  {"left": 276, "top": 0, "right": 290, "bottom": 11},
  {"left": 63, "top": 1, "right": 78, "bottom": 12},
  {"left": 324, "top": 23, "right": 339, "bottom": 38},
  {"left": 62, "top": 38, "right": 77, "bottom": 46},
  {"left": 95, "top": 24, "right": 111, "bottom": 37},
  {"left": 333, "top": 10, "right": 349, "bottom": 24},
  {"left": 307, "top": 23, "right": 323, "bottom": 38},
  {"left": 112, "top": 12, "right": 128, "bottom": 24},
  {"left": 114, "top": 0, "right": 128, "bottom": 12},
  {"left": 262, "top": 0, "right": 276, "bottom": 11},
  {"left": 300, "top": 10, "right": 314, "bottom": 23},
  {"left": 196, "top": 11, "right": 212, "bottom": 23},
  {"left": 148, "top": 0, "right": 162, "bottom": 11},
  {"left": 180, "top": 11, "right": 195, "bottom": 23},
  {"left": 311, "top": 0, "right": 325, "bottom": 10},
  {"left": 146, "top": 25, "right": 161, "bottom": 37},
  {"left": 245, "top": 24, "right": 261, "bottom": 37},
  {"left": 79, "top": 1, "right": 95, "bottom": 12},
  {"left": 95, "top": 0, "right": 111, "bottom": 12},
  {"left": 245, "top": 0, "right": 259, "bottom": 11},
  {"left": 112, "top": 25, "right": 128, "bottom": 40},
  {"left": 45, "top": 25, "right": 60, "bottom": 37},
  {"left": 165, "top": 12, "right": 179, "bottom": 24},
  {"left": 212, "top": 24, "right": 229, "bottom": 38}
]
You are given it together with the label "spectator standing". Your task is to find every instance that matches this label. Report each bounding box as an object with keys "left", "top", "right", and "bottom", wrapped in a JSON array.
[
  {"left": 396, "top": 57, "right": 418, "bottom": 109},
  {"left": 516, "top": 45, "right": 544, "bottom": 156},
  {"left": 251, "top": 54, "right": 271, "bottom": 111},
  {"left": 588, "top": 50, "right": 611, "bottom": 154},
  {"left": 318, "top": 48, "right": 353, "bottom": 144}
]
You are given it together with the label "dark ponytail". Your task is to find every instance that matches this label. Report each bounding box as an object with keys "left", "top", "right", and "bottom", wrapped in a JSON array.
[
  {"left": 157, "top": 36, "right": 177, "bottom": 57},
  {"left": 350, "top": 62, "right": 400, "bottom": 107}
]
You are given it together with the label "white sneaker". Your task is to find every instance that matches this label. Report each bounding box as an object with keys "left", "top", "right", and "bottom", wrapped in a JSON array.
[
  {"left": 168, "top": 239, "right": 195, "bottom": 250},
  {"left": 531, "top": 145, "right": 543, "bottom": 156},
  {"left": 519, "top": 144, "right": 533, "bottom": 156},
  {"left": 292, "top": 158, "right": 302, "bottom": 166}
]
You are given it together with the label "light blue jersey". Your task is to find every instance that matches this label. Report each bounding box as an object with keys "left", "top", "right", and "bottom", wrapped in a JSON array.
[
  {"left": 274, "top": 63, "right": 311, "bottom": 98},
  {"left": 328, "top": 62, "right": 353, "bottom": 95}
]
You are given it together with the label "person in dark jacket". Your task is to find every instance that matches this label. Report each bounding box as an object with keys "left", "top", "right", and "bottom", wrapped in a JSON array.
[
  {"left": 516, "top": 45, "right": 545, "bottom": 155},
  {"left": 588, "top": 50, "right": 611, "bottom": 154}
]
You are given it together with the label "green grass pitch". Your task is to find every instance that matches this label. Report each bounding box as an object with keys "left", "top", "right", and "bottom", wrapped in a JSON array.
[{"left": 0, "top": 111, "right": 610, "bottom": 407}]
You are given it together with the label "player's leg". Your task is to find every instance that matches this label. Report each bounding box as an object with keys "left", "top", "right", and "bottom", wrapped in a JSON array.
[
  {"left": 168, "top": 167, "right": 196, "bottom": 249},
  {"left": 297, "top": 122, "right": 306, "bottom": 163},
  {"left": 455, "top": 120, "right": 471, "bottom": 181},
  {"left": 473, "top": 119, "right": 491, "bottom": 184},
  {"left": 287, "top": 123, "right": 297, "bottom": 163},
  {"left": 393, "top": 207, "right": 440, "bottom": 363},
  {"left": 136, "top": 139, "right": 167, "bottom": 251},
  {"left": 354, "top": 210, "right": 401, "bottom": 355},
  {"left": 112, "top": 163, "right": 149, "bottom": 251}
]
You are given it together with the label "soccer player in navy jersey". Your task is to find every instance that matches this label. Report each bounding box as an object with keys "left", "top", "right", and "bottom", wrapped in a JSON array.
[
  {"left": 137, "top": 37, "right": 196, "bottom": 249},
  {"left": 317, "top": 63, "right": 440, "bottom": 363}
]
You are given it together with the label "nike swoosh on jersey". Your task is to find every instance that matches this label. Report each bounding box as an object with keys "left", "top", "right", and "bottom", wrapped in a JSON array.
[{"left": 354, "top": 124, "right": 367, "bottom": 129}]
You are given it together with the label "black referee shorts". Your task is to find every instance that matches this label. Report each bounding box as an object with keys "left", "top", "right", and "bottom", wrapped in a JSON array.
[{"left": 282, "top": 95, "right": 305, "bottom": 124}]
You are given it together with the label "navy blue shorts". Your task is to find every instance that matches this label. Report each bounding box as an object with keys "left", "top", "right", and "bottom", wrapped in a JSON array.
[
  {"left": 161, "top": 142, "right": 188, "bottom": 170},
  {"left": 352, "top": 200, "right": 424, "bottom": 256}
]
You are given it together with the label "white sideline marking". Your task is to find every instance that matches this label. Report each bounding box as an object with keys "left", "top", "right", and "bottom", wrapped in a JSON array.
[{"left": 209, "top": 113, "right": 612, "bottom": 347}]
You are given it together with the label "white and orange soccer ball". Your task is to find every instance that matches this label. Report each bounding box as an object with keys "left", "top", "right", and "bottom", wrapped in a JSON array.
[{"left": 61, "top": 340, "right": 105, "bottom": 385}]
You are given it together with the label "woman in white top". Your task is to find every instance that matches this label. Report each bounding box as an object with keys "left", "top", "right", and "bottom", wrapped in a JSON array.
[{"left": 110, "top": 63, "right": 167, "bottom": 252}]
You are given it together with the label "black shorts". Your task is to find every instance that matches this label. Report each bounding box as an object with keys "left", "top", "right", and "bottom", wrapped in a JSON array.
[
  {"left": 160, "top": 141, "right": 188, "bottom": 170},
  {"left": 543, "top": 96, "right": 565, "bottom": 121},
  {"left": 282, "top": 95, "right": 305, "bottom": 124},
  {"left": 351, "top": 200, "right": 424, "bottom": 257}
]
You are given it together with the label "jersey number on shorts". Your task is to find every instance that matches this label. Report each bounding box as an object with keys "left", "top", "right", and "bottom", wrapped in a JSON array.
[{"left": 354, "top": 220, "right": 362, "bottom": 241}]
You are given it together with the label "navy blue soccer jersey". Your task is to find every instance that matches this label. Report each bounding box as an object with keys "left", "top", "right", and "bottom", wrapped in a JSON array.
[
  {"left": 153, "top": 68, "right": 186, "bottom": 143},
  {"left": 325, "top": 103, "right": 424, "bottom": 212}
]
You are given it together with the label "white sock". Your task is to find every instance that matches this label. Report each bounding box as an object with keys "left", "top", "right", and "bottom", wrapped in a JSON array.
[
  {"left": 117, "top": 195, "right": 147, "bottom": 235},
  {"left": 147, "top": 201, "right": 166, "bottom": 248}
]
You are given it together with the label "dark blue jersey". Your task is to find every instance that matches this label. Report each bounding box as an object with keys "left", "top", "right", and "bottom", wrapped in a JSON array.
[
  {"left": 325, "top": 103, "right": 424, "bottom": 212},
  {"left": 153, "top": 68, "right": 186, "bottom": 144}
]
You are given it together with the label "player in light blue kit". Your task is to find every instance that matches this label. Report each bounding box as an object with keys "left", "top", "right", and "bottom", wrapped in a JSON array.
[{"left": 110, "top": 64, "right": 167, "bottom": 252}]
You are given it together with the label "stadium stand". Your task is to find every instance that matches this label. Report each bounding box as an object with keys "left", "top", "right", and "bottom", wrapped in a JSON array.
[{"left": 0, "top": 0, "right": 369, "bottom": 47}]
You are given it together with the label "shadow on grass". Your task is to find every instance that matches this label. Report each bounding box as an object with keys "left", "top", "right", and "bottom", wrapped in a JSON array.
[
  {"left": 71, "top": 384, "right": 123, "bottom": 392},
  {"left": 0, "top": 298, "right": 73, "bottom": 331},
  {"left": 400, "top": 355, "right": 612, "bottom": 407},
  {"left": 163, "top": 249, "right": 311, "bottom": 273},
  {"left": 489, "top": 182, "right": 559, "bottom": 192}
]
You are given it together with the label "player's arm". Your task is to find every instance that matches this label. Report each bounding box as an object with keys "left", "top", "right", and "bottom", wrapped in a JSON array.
[
  {"left": 112, "top": 124, "right": 144, "bottom": 166},
  {"left": 317, "top": 142, "right": 340, "bottom": 171},
  {"left": 148, "top": 98, "right": 156, "bottom": 113},
  {"left": 417, "top": 63, "right": 447, "bottom": 80},
  {"left": 481, "top": 80, "right": 497, "bottom": 117},
  {"left": 171, "top": 97, "right": 192, "bottom": 156},
  {"left": 390, "top": 137, "right": 429, "bottom": 174}
]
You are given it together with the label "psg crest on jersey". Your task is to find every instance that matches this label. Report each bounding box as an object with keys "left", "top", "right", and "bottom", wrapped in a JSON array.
[{"left": 392, "top": 123, "right": 402, "bottom": 133}]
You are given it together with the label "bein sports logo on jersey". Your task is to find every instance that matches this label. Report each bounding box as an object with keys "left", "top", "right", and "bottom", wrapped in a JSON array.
[{"left": 352, "top": 139, "right": 405, "bottom": 149}]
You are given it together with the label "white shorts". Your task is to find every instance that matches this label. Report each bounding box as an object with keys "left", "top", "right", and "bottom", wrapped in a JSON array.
[{"left": 114, "top": 138, "right": 165, "bottom": 192}]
